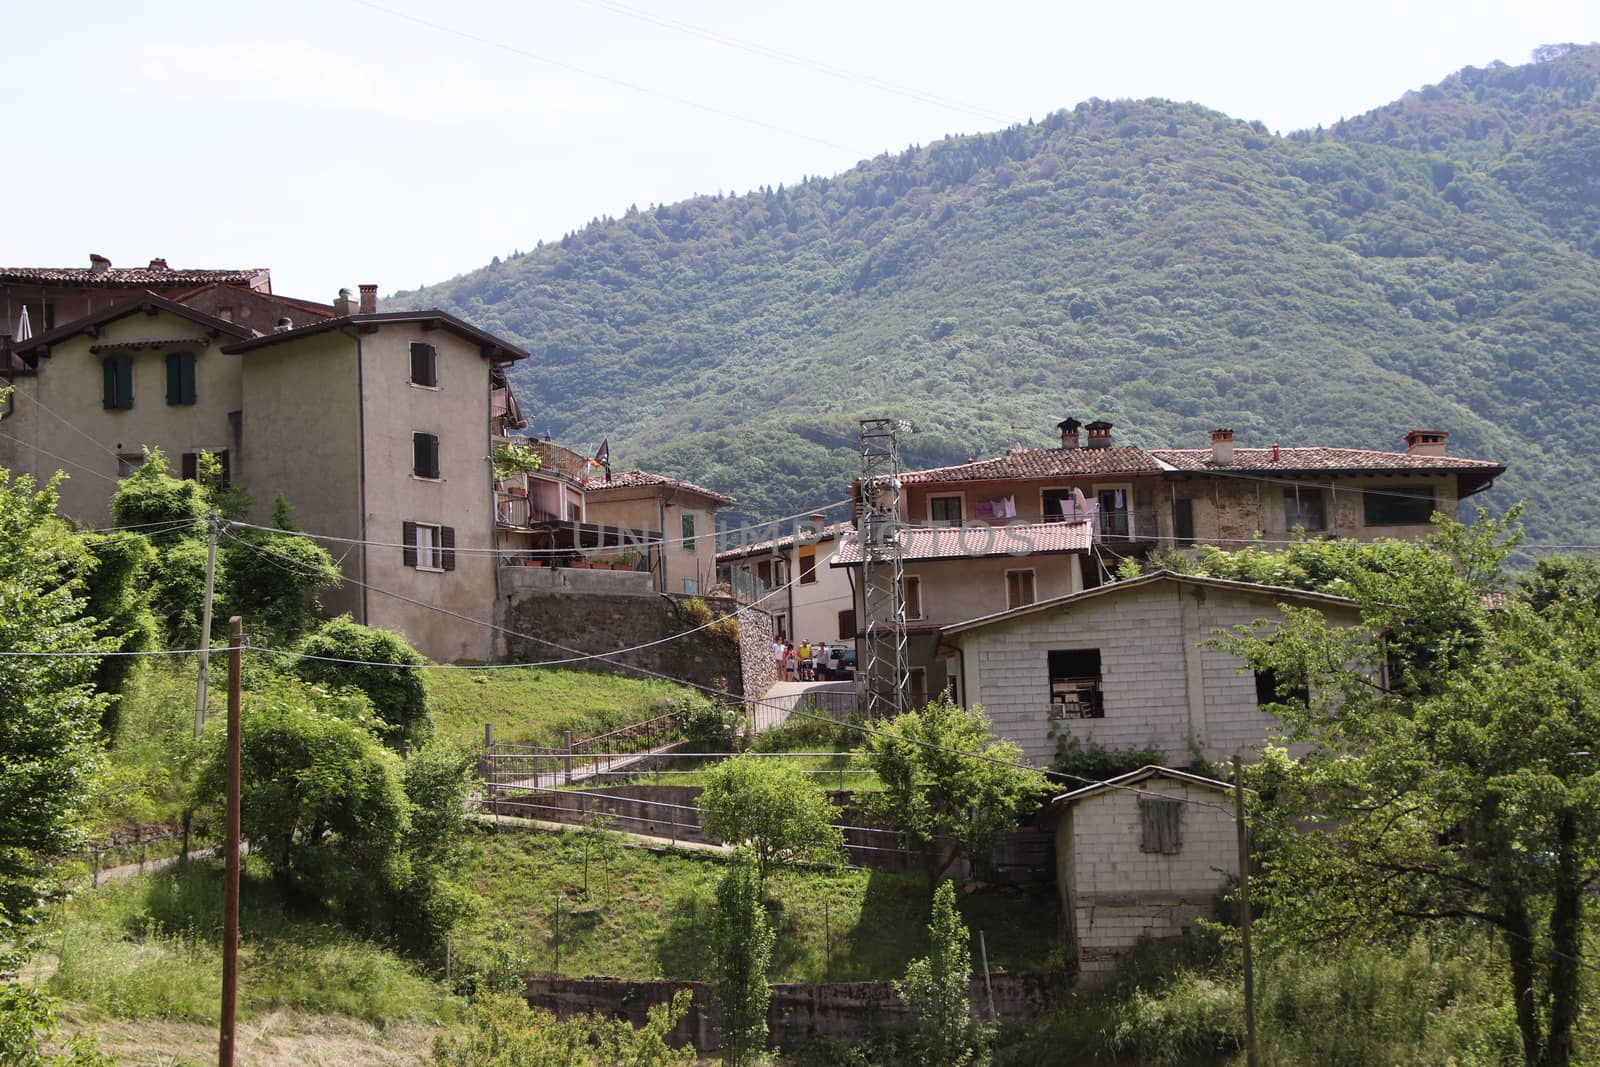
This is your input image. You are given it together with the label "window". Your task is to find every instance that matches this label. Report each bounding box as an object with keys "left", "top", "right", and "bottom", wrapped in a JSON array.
[
  {"left": 165, "top": 352, "right": 197, "bottom": 405},
  {"left": 1006, "top": 568, "right": 1036, "bottom": 609},
  {"left": 837, "top": 609, "right": 857, "bottom": 639},
  {"left": 1096, "top": 486, "right": 1130, "bottom": 538},
  {"left": 1139, "top": 798, "right": 1183, "bottom": 854},
  {"left": 117, "top": 453, "right": 143, "bottom": 477},
  {"left": 1283, "top": 488, "right": 1326, "bottom": 531},
  {"left": 1364, "top": 485, "right": 1435, "bottom": 526},
  {"left": 1255, "top": 668, "right": 1309, "bottom": 708},
  {"left": 1042, "top": 488, "right": 1089, "bottom": 523},
  {"left": 410, "top": 341, "right": 438, "bottom": 387},
  {"left": 402, "top": 521, "right": 455, "bottom": 571},
  {"left": 773, "top": 612, "right": 787, "bottom": 639},
  {"left": 929, "top": 495, "right": 962, "bottom": 525},
  {"left": 909, "top": 667, "right": 928, "bottom": 710},
  {"left": 101, "top": 356, "right": 133, "bottom": 409},
  {"left": 799, "top": 544, "right": 817, "bottom": 584},
  {"left": 181, "top": 452, "right": 198, "bottom": 482},
  {"left": 904, "top": 575, "right": 923, "bottom": 620},
  {"left": 681, "top": 511, "right": 696, "bottom": 551},
  {"left": 1048, "top": 648, "right": 1103, "bottom": 719},
  {"left": 1174, "top": 498, "right": 1195, "bottom": 543},
  {"left": 683, "top": 578, "right": 699, "bottom": 595},
  {"left": 412, "top": 432, "right": 440, "bottom": 479}
]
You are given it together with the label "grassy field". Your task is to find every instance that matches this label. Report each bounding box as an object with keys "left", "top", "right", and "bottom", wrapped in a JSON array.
[
  {"left": 426, "top": 665, "right": 696, "bottom": 748},
  {"left": 455, "top": 825, "right": 1061, "bottom": 984}
]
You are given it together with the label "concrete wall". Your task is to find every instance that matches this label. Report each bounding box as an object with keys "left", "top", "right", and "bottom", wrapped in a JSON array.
[
  {"left": 958, "top": 578, "right": 1359, "bottom": 766},
  {"left": 14, "top": 308, "right": 246, "bottom": 527},
  {"left": 522, "top": 970, "right": 1066, "bottom": 1052},
  {"left": 501, "top": 564, "right": 655, "bottom": 598},
  {"left": 1055, "top": 777, "right": 1237, "bottom": 977},
  {"left": 904, "top": 552, "right": 1084, "bottom": 627},
  {"left": 357, "top": 326, "right": 501, "bottom": 662},
  {"left": 498, "top": 591, "right": 750, "bottom": 694}
]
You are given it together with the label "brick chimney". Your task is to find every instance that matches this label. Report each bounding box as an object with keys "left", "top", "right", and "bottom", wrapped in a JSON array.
[
  {"left": 1210, "top": 428, "right": 1235, "bottom": 465},
  {"left": 89, "top": 253, "right": 111, "bottom": 274},
  {"left": 1057, "top": 417, "right": 1082, "bottom": 449},
  {"left": 147, "top": 257, "right": 169, "bottom": 270},
  {"left": 358, "top": 284, "right": 378, "bottom": 314},
  {"left": 1085, "top": 420, "right": 1113, "bottom": 449},
  {"left": 1403, "top": 429, "right": 1449, "bottom": 456},
  {"left": 333, "top": 287, "right": 358, "bottom": 316}
]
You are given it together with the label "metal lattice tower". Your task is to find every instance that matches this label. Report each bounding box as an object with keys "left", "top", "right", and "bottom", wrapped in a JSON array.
[{"left": 858, "top": 419, "right": 909, "bottom": 720}]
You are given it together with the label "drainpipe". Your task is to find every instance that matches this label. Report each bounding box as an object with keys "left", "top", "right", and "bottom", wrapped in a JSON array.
[{"left": 351, "top": 327, "right": 370, "bottom": 625}]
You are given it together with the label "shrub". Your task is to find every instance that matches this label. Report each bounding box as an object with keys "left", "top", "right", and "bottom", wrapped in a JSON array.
[
  {"left": 294, "top": 616, "right": 430, "bottom": 745},
  {"left": 897, "top": 880, "right": 985, "bottom": 1066},
  {"left": 433, "top": 990, "right": 692, "bottom": 1066},
  {"left": 712, "top": 851, "right": 773, "bottom": 1066},
  {"left": 675, "top": 697, "right": 741, "bottom": 753},
  {"left": 700, "top": 755, "right": 844, "bottom": 878},
  {"left": 1049, "top": 735, "right": 1165, "bottom": 783}
]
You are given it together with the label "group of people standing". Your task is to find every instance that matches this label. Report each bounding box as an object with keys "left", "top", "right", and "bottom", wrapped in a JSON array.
[{"left": 773, "top": 637, "right": 839, "bottom": 681}]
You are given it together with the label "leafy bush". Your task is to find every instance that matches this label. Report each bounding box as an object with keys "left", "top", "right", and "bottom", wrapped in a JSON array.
[
  {"left": 293, "top": 616, "right": 430, "bottom": 746},
  {"left": 700, "top": 755, "right": 844, "bottom": 877},
  {"left": 79, "top": 532, "right": 157, "bottom": 734},
  {"left": 220, "top": 526, "right": 340, "bottom": 642},
  {"left": 0, "top": 985, "right": 111, "bottom": 1066},
  {"left": 674, "top": 697, "right": 741, "bottom": 753},
  {"left": 1049, "top": 735, "right": 1166, "bottom": 783},
  {"left": 433, "top": 990, "right": 692, "bottom": 1066}
]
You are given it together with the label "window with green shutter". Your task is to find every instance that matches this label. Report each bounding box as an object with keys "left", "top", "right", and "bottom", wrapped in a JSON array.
[
  {"left": 101, "top": 356, "right": 133, "bottom": 409},
  {"left": 681, "top": 511, "right": 696, "bottom": 551},
  {"left": 166, "top": 352, "right": 197, "bottom": 405}
]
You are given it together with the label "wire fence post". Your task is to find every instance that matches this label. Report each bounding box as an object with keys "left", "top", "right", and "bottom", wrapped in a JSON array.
[{"left": 563, "top": 730, "right": 573, "bottom": 785}]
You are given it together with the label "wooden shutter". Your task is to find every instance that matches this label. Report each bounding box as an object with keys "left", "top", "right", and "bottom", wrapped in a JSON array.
[
  {"left": 1139, "top": 797, "right": 1183, "bottom": 854},
  {"left": 103, "top": 359, "right": 117, "bottom": 409},
  {"left": 838, "top": 609, "right": 856, "bottom": 639},
  {"left": 410, "top": 342, "right": 436, "bottom": 387},
  {"left": 167, "top": 353, "right": 182, "bottom": 404},
  {"left": 440, "top": 525, "right": 456, "bottom": 570},
  {"left": 429, "top": 434, "right": 440, "bottom": 479},
  {"left": 181, "top": 452, "right": 198, "bottom": 481},
  {"left": 402, "top": 521, "right": 418, "bottom": 567},
  {"left": 217, "top": 449, "right": 231, "bottom": 488},
  {"left": 413, "top": 433, "right": 439, "bottom": 478},
  {"left": 183, "top": 354, "right": 196, "bottom": 403}
]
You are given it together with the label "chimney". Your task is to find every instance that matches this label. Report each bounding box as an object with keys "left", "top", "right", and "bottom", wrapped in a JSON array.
[
  {"left": 147, "top": 257, "right": 169, "bottom": 270},
  {"left": 1084, "top": 420, "right": 1113, "bottom": 449},
  {"left": 333, "top": 287, "right": 358, "bottom": 316},
  {"left": 1210, "top": 428, "right": 1235, "bottom": 465},
  {"left": 358, "top": 284, "right": 378, "bottom": 314},
  {"left": 273, "top": 316, "right": 295, "bottom": 333},
  {"left": 1403, "top": 429, "right": 1449, "bottom": 457},
  {"left": 1057, "top": 417, "right": 1082, "bottom": 449},
  {"left": 89, "top": 253, "right": 111, "bottom": 274},
  {"left": 1271, "top": 443, "right": 1281, "bottom": 462}
]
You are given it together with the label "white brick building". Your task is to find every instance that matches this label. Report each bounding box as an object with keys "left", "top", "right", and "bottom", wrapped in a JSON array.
[
  {"left": 1050, "top": 767, "right": 1239, "bottom": 976},
  {"left": 940, "top": 571, "right": 1360, "bottom": 766}
]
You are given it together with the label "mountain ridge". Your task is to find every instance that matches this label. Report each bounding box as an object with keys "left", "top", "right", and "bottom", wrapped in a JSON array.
[{"left": 390, "top": 44, "right": 1600, "bottom": 543}]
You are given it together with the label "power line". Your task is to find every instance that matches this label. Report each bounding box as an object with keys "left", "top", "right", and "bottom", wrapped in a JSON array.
[
  {"left": 345, "top": 0, "right": 871, "bottom": 159},
  {"left": 0, "top": 430, "right": 121, "bottom": 486}
]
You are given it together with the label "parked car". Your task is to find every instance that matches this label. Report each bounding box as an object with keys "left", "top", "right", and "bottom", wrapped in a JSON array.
[{"left": 825, "top": 646, "right": 857, "bottom": 680}]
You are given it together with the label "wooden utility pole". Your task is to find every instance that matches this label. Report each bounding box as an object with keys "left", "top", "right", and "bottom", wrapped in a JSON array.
[
  {"left": 219, "top": 616, "right": 242, "bottom": 1067},
  {"left": 1234, "top": 755, "right": 1259, "bottom": 1067},
  {"left": 195, "top": 509, "right": 219, "bottom": 738}
]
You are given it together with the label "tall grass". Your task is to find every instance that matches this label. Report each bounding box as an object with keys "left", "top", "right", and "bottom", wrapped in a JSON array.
[{"left": 41, "top": 861, "right": 458, "bottom": 1027}]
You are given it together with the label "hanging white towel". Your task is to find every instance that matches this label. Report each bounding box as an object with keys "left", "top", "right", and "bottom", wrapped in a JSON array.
[{"left": 1113, "top": 489, "right": 1125, "bottom": 510}]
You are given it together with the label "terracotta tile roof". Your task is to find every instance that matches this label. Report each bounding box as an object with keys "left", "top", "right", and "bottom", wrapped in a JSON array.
[
  {"left": 1150, "top": 447, "right": 1504, "bottom": 473},
  {"left": 833, "top": 520, "right": 1091, "bottom": 564},
  {"left": 13, "top": 292, "right": 252, "bottom": 357},
  {"left": 0, "top": 266, "right": 267, "bottom": 287},
  {"left": 585, "top": 469, "right": 737, "bottom": 506},
  {"left": 901, "top": 446, "right": 1165, "bottom": 484},
  {"left": 88, "top": 337, "right": 214, "bottom": 353},
  {"left": 717, "top": 521, "right": 853, "bottom": 561},
  {"left": 221, "top": 310, "right": 528, "bottom": 361}
]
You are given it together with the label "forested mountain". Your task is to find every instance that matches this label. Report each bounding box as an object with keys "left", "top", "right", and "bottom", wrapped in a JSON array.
[{"left": 391, "top": 44, "right": 1600, "bottom": 544}]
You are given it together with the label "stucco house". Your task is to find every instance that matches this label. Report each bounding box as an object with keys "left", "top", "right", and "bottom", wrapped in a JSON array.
[
  {"left": 1049, "top": 766, "right": 1240, "bottom": 977},
  {"left": 583, "top": 470, "right": 735, "bottom": 596},
  {"left": 717, "top": 518, "right": 855, "bottom": 642},
  {"left": 938, "top": 571, "right": 1360, "bottom": 766}
]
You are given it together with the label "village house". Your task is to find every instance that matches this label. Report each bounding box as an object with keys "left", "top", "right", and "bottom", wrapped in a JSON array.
[
  {"left": 832, "top": 418, "right": 1503, "bottom": 704},
  {"left": 1048, "top": 766, "right": 1241, "bottom": 977},
  {"left": 583, "top": 470, "right": 735, "bottom": 595},
  {"left": 937, "top": 570, "right": 1360, "bottom": 766},
  {"left": 4, "top": 283, "right": 530, "bottom": 663},
  {"left": 716, "top": 517, "right": 855, "bottom": 642}
]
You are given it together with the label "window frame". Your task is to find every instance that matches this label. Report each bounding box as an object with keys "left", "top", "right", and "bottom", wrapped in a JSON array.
[
  {"left": 165, "top": 351, "right": 197, "bottom": 405},
  {"left": 1005, "top": 568, "right": 1036, "bottom": 610},
  {"left": 1363, "top": 484, "right": 1436, "bottom": 526},
  {"left": 409, "top": 341, "right": 439, "bottom": 388},
  {"left": 837, "top": 608, "right": 857, "bottom": 640},
  {"left": 402, "top": 520, "right": 455, "bottom": 572},
  {"left": 1138, "top": 797, "right": 1184, "bottom": 855},
  {"left": 908, "top": 667, "right": 928, "bottom": 710},
  {"left": 798, "top": 543, "right": 818, "bottom": 584},
  {"left": 1173, "top": 497, "right": 1195, "bottom": 543},
  {"left": 116, "top": 453, "right": 143, "bottom": 477},
  {"left": 412, "top": 431, "right": 441, "bottom": 480},
  {"left": 1283, "top": 486, "right": 1327, "bottom": 531},
  {"left": 1047, "top": 647, "right": 1104, "bottom": 720},
  {"left": 903, "top": 574, "right": 923, "bottom": 621},
  {"left": 928, "top": 494, "right": 964, "bottom": 526},
  {"left": 681, "top": 511, "right": 697, "bottom": 551},
  {"left": 1093, "top": 482, "right": 1133, "bottom": 538},
  {"left": 101, "top": 355, "right": 134, "bottom": 410}
]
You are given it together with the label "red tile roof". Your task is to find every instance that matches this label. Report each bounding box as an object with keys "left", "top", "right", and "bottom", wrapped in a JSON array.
[
  {"left": 0, "top": 266, "right": 268, "bottom": 287},
  {"left": 717, "top": 521, "right": 853, "bottom": 561},
  {"left": 13, "top": 292, "right": 253, "bottom": 358},
  {"left": 221, "top": 310, "right": 528, "bottom": 361},
  {"left": 585, "top": 469, "right": 737, "bottom": 506},
  {"left": 1150, "top": 447, "right": 1504, "bottom": 473},
  {"left": 901, "top": 446, "right": 1164, "bottom": 484},
  {"left": 833, "top": 520, "right": 1091, "bottom": 564}
]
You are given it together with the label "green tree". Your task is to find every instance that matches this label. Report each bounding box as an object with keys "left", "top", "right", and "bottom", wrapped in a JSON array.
[
  {"left": 700, "top": 755, "right": 843, "bottom": 880},
  {"left": 79, "top": 530, "right": 157, "bottom": 734},
  {"left": 864, "top": 696, "right": 1047, "bottom": 894},
  {"left": 1516, "top": 552, "right": 1600, "bottom": 613},
  {"left": 109, "top": 448, "right": 210, "bottom": 646},
  {"left": 0, "top": 469, "right": 112, "bottom": 961},
  {"left": 219, "top": 525, "right": 341, "bottom": 642},
  {"left": 897, "top": 880, "right": 984, "bottom": 1067},
  {"left": 711, "top": 850, "right": 773, "bottom": 1066},
  {"left": 293, "top": 616, "right": 430, "bottom": 745},
  {"left": 1222, "top": 517, "right": 1598, "bottom": 1067}
]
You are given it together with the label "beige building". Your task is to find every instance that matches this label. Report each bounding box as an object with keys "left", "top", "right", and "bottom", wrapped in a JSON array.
[
  {"left": 1049, "top": 766, "right": 1240, "bottom": 977},
  {"left": 939, "top": 571, "right": 1360, "bottom": 766},
  {"left": 3, "top": 286, "right": 529, "bottom": 662},
  {"left": 717, "top": 519, "right": 855, "bottom": 642},
  {"left": 584, "top": 471, "right": 734, "bottom": 595}
]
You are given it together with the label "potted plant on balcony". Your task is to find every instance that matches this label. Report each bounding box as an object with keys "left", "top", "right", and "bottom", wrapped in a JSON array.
[{"left": 492, "top": 441, "right": 543, "bottom": 483}]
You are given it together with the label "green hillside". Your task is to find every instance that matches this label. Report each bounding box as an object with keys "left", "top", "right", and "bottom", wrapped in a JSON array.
[{"left": 391, "top": 45, "right": 1600, "bottom": 544}]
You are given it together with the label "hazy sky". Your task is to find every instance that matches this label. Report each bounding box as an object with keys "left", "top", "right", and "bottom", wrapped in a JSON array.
[{"left": 6, "top": 1, "right": 1594, "bottom": 301}]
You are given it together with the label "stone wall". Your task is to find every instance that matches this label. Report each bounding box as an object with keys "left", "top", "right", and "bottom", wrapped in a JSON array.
[
  {"left": 522, "top": 970, "right": 1067, "bottom": 1052},
  {"left": 496, "top": 589, "right": 766, "bottom": 697}
]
